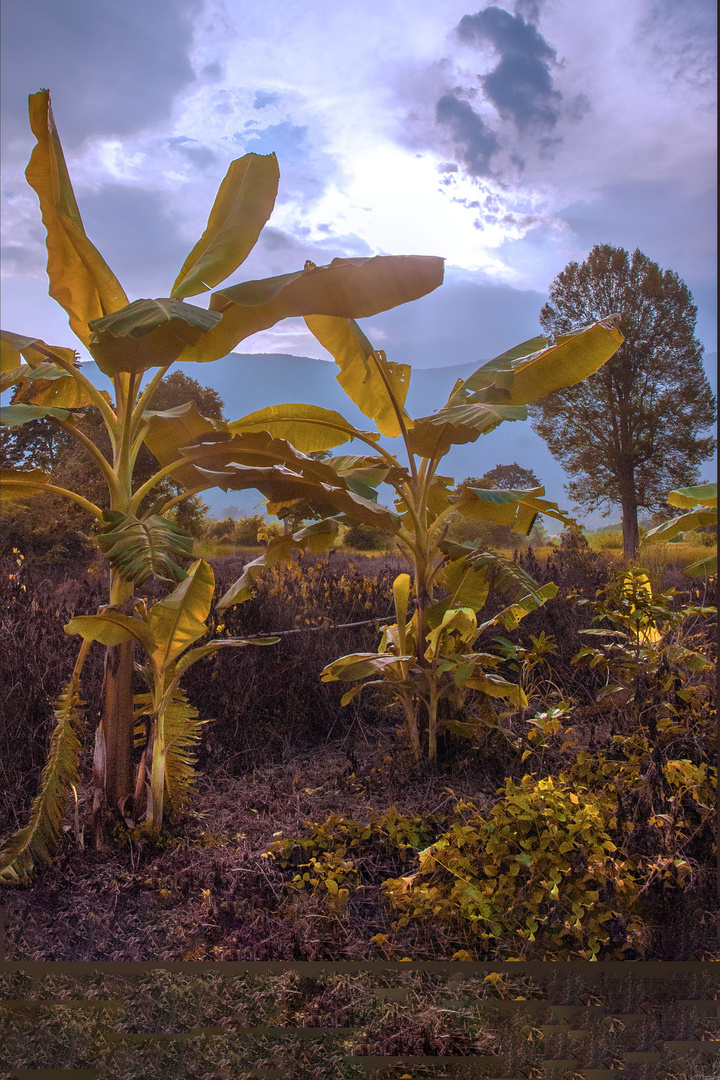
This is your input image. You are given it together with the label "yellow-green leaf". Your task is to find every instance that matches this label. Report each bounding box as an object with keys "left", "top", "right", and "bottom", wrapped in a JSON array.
[
  {"left": 645, "top": 508, "right": 717, "bottom": 543},
  {"left": 436, "top": 560, "right": 489, "bottom": 613},
  {"left": 405, "top": 402, "right": 526, "bottom": 460},
  {"left": 0, "top": 404, "right": 79, "bottom": 427},
  {"left": 87, "top": 298, "right": 222, "bottom": 376},
  {"left": 0, "top": 330, "right": 78, "bottom": 373},
  {"left": 143, "top": 400, "right": 225, "bottom": 489},
  {"left": 176, "top": 255, "right": 444, "bottom": 365},
  {"left": 65, "top": 611, "right": 154, "bottom": 650},
  {"left": 454, "top": 485, "right": 573, "bottom": 534},
  {"left": 666, "top": 483, "right": 717, "bottom": 509},
  {"left": 450, "top": 318, "right": 624, "bottom": 408},
  {"left": 25, "top": 91, "right": 128, "bottom": 345},
  {"left": 146, "top": 559, "right": 215, "bottom": 671},
  {"left": 305, "top": 314, "right": 413, "bottom": 438},
  {"left": 228, "top": 402, "right": 378, "bottom": 453},
  {"left": 0, "top": 468, "right": 52, "bottom": 500},
  {"left": 171, "top": 153, "right": 279, "bottom": 299}
]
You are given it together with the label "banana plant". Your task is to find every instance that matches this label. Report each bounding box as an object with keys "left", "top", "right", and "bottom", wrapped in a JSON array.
[
  {"left": 206, "top": 312, "right": 625, "bottom": 764},
  {"left": 0, "top": 89, "right": 443, "bottom": 848},
  {"left": 644, "top": 483, "right": 717, "bottom": 577},
  {"left": 63, "top": 560, "right": 277, "bottom": 835},
  {"left": 0, "top": 561, "right": 275, "bottom": 876}
]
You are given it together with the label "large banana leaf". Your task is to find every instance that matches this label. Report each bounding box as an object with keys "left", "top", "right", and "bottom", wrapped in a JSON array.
[
  {"left": 321, "top": 652, "right": 414, "bottom": 684},
  {"left": 5, "top": 367, "right": 99, "bottom": 409},
  {"left": 440, "top": 543, "right": 558, "bottom": 612},
  {"left": 304, "top": 315, "right": 413, "bottom": 438},
  {"left": 65, "top": 611, "right": 154, "bottom": 651},
  {"left": 682, "top": 554, "right": 718, "bottom": 578},
  {"left": 228, "top": 402, "right": 380, "bottom": 453},
  {"left": 434, "top": 559, "right": 490, "bottom": 617},
  {"left": 175, "top": 255, "right": 444, "bottom": 365},
  {"left": 171, "top": 153, "right": 279, "bottom": 300},
  {"left": 174, "top": 634, "right": 280, "bottom": 676},
  {"left": 146, "top": 559, "right": 215, "bottom": 671},
  {"left": 667, "top": 483, "right": 717, "bottom": 510},
  {"left": 0, "top": 675, "right": 85, "bottom": 883},
  {"left": 0, "top": 468, "right": 52, "bottom": 500},
  {"left": 0, "top": 330, "right": 78, "bottom": 372},
  {"left": 87, "top": 298, "right": 222, "bottom": 376},
  {"left": 406, "top": 402, "right": 527, "bottom": 460},
  {"left": 453, "top": 485, "right": 573, "bottom": 534},
  {"left": 644, "top": 508, "right": 717, "bottom": 543},
  {"left": 0, "top": 404, "right": 81, "bottom": 426},
  {"left": 196, "top": 459, "right": 401, "bottom": 532},
  {"left": 97, "top": 510, "right": 194, "bottom": 585},
  {"left": 25, "top": 91, "right": 128, "bottom": 345},
  {"left": 447, "top": 318, "right": 624, "bottom": 408},
  {"left": 645, "top": 483, "right": 717, "bottom": 578},
  {"left": 142, "top": 400, "right": 225, "bottom": 489}
]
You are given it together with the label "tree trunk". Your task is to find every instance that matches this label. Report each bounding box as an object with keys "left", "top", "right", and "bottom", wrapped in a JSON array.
[{"left": 619, "top": 466, "right": 640, "bottom": 560}]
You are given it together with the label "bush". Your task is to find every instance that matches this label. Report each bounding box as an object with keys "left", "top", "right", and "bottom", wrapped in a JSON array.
[
  {"left": 343, "top": 523, "right": 394, "bottom": 551},
  {"left": 382, "top": 774, "right": 646, "bottom": 960}
]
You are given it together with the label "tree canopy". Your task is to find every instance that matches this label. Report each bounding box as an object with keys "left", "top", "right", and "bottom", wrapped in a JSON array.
[{"left": 528, "top": 245, "right": 716, "bottom": 558}]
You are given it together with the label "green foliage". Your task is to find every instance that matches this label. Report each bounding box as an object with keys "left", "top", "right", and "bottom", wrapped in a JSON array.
[
  {"left": 1, "top": 88, "right": 441, "bottom": 856},
  {"left": 572, "top": 566, "right": 715, "bottom": 725},
  {"left": 216, "top": 313, "right": 622, "bottom": 765},
  {"left": 343, "top": 522, "right": 395, "bottom": 550},
  {"left": 266, "top": 807, "right": 444, "bottom": 907},
  {"left": 382, "top": 774, "right": 645, "bottom": 960}
]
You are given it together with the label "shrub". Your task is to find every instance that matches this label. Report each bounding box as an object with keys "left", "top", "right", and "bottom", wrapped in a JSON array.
[
  {"left": 382, "top": 773, "right": 647, "bottom": 960},
  {"left": 342, "top": 523, "right": 394, "bottom": 551}
]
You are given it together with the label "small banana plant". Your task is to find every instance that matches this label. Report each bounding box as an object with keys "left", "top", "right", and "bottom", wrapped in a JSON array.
[
  {"left": 645, "top": 483, "right": 717, "bottom": 577},
  {"left": 206, "top": 311, "right": 625, "bottom": 764},
  {"left": 63, "top": 559, "right": 278, "bottom": 834},
  {"left": 0, "top": 89, "right": 443, "bottom": 848},
  {"left": 0, "top": 561, "right": 276, "bottom": 878}
]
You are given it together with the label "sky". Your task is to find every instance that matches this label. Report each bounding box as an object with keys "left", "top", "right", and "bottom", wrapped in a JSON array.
[{"left": 1, "top": 0, "right": 716, "bottom": 523}]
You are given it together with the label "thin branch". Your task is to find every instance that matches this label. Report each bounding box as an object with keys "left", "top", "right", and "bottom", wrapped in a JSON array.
[{"left": 242, "top": 614, "right": 396, "bottom": 637}]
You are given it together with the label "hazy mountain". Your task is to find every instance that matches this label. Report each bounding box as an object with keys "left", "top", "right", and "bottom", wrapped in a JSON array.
[{"left": 77, "top": 349, "right": 718, "bottom": 530}]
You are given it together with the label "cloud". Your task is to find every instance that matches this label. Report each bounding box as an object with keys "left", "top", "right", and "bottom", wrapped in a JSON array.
[
  {"left": 456, "top": 6, "right": 562, "bottom": 132},
  {"left": 435, "top": 94, "right": 499, "bottom": 177},
  {"left": 0, "top": 0, "right": 198, "bottom": 147}
]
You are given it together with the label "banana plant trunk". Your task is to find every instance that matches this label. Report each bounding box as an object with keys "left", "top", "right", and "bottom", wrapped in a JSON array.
[{"left": 92, "top": 575, "right": 136, "bottom": 847}]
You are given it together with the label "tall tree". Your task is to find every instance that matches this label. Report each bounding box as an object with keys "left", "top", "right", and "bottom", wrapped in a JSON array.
[{"left": 529, "top": 245, "right": 716, "bottom": 558}]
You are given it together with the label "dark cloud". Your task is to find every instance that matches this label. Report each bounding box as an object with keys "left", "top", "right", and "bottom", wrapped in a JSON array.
[
  {"left": 78, "top": 185, "right": 193, "bottom": 298},
  {"left": 0, "top": 0, "right": 197, "bottom": 148},
  {"left": 435, "top": 94, "right": 499, "bottom": 177},
  {"left": 456, "top": 6, "right": 562, "bottom": 132}
]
